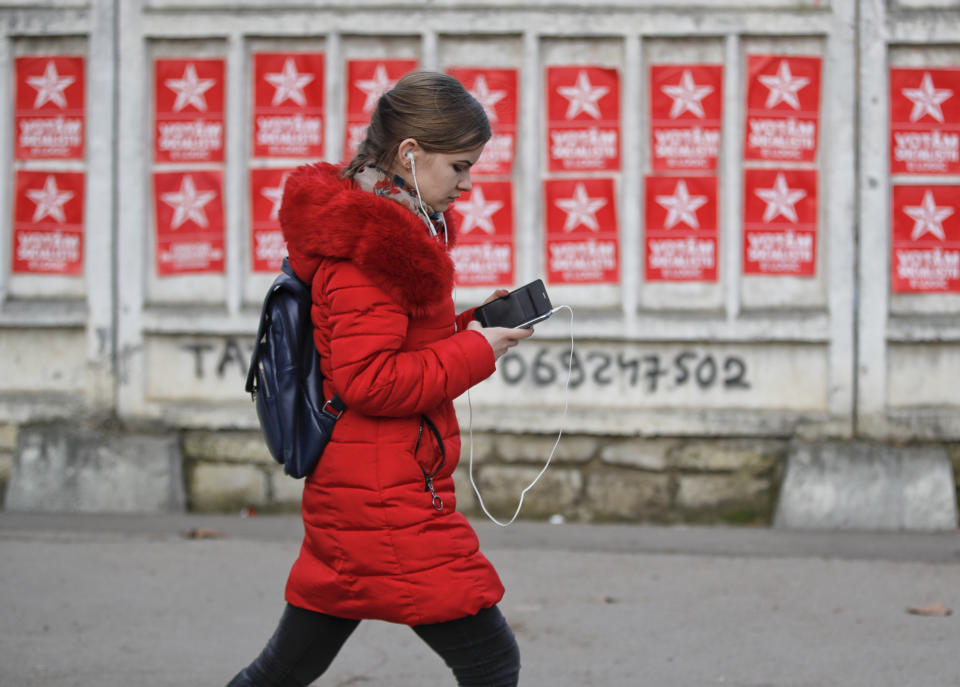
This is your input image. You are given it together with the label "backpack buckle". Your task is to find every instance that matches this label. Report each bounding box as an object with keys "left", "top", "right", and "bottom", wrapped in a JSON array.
[{"left": 321, "top": 400, "right": 344, "bottom": 420}]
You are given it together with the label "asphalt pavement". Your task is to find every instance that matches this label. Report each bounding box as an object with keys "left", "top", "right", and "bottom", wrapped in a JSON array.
[{"left": 1, "top": 512, "right": 959, "bottom": 687}]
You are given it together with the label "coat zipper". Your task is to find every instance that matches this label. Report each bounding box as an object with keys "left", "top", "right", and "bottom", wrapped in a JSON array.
[{"left": 414, "top": 414, "right": 446, "bottom": 512}]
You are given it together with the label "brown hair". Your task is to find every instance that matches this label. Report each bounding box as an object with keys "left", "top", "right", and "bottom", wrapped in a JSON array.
[{"left": 342, "top": 71, "right": 491, "bottom": 179}]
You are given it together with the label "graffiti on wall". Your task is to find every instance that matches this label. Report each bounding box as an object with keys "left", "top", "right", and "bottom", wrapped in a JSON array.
[
  {"left": 499, "top": 346, "right": 750, "bottom": 393},
  {"left": 180, "top": 338, "right": 253, "bottom": 380},
  {"left": 175, "top": 337, "right": 751, "bottom": 395}
]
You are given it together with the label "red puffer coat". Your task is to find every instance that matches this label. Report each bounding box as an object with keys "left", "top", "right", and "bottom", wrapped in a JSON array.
[{"left": 278, "top": 162, "right": 504, "bottom": 625}]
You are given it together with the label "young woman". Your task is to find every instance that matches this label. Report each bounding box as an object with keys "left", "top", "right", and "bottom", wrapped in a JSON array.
[{"left": 227, "top": 72, "right": 531, "bottom": 687}]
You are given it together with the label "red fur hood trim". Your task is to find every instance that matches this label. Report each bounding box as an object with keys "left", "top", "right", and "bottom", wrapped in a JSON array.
[{"left": 279, "top": 162, "right": 461, "bottom": 317}]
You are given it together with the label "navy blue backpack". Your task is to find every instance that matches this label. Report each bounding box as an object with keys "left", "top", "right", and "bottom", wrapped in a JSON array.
[{"left": 245, "top": 257, "right": 345, "bottom": 478}]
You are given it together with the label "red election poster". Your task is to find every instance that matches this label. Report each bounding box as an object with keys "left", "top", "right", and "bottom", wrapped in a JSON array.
[
  {"left": 447, "top": 68, "right": 518, "bottom": 176},
  {"left": 544, "top": 178, "right": 619, "bottom": 284},
  {"left": 891, "top": 184, "right": 960, "bottom": 293},
  {"left": 644, "top": 175, "right": 718, "bottom": 281},
  {"left": 450, "top": 180, "right": 514, "bottom": 287},
  {"left": 744, "top": 55, "right": 821, "bottom": 163},
  {"left": 344, "top": 59, "right": 418, "bottom": 161},
  {"left": 154, "top": 59, "right": 225, "bottom": 163},
  {"left": 546, "top": 66, "right": 621, "bottom": 172},
  {"left": 253, "top": 53, "right": 324, "bottom": 159},
  {"left": 250, "top": 168, "right": 294, "bottom": 272},
  {"left": 12, "top": 170, "right": 84, "bottom": 274},
  {"left": 15, "top": 56, "right": 85, "bottom": 160},
  {"left": 890, "top": 68, "right": 960, "bottom": 175},
  {"left": 153, "top": 170, "right": 225, "bottom": 275},
  {"left": 743, "top": 168, "right": 818, "bottom": 276},
  {"left": 650, "top": 64, "right": 723, "bottom": 172}
]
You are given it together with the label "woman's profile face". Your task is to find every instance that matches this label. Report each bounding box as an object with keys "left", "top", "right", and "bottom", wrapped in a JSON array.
[{"left": 406, "top": 144, "right": 486, "bottom": 213}]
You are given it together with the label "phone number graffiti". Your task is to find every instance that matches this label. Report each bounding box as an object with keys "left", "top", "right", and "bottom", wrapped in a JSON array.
[{"left": 499, "top": 347, "right": 751, "bottom": 393}]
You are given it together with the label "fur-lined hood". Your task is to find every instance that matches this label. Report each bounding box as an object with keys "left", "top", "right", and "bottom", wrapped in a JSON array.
[{"left": 279, "top": 162, "right": 460, "bottom": 318}]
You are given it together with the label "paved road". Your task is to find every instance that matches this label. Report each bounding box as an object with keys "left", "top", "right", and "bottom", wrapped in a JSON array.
[{"left": 1, "top": 513, "right": 959, "bottom": 687}]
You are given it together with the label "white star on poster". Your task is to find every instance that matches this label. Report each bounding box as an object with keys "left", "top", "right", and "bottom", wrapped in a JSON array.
[
  {"left": 453, "top": 186, "right": 503, "bottom": 235},
  {"left": 661, "top": 70, "right": 714, "bottom": 119},
  {"left": 758, "top": 60, "right": 810, "bottom": 110},
  {"left": 356, "top": 65, "right": 398, "bottom": 113},
  {"left": 264, "top": 58, "right": 315, "bottom": 107},
  {"left": 25, "top": 60, "right": 75, "bottom": 109},
  {"left": 655, "top": 180, "right": 708, "bottom": 229},
  {"left": 555, "top": 183, "right": 608, "bottom": 232},
  {"left": 903, "top": 190, "right": 954, "bottom": 241},
  {"left": 260, "top": 176, "right": 289, "bottom": 221},
  {"left": 901, "top": 72, "right": 953, "bottom": 124},
  {"left": 26, "top": 175, "right": 74, "bottom": 224},
  {"left": 165, "top": 63, "right": 216, "bottom": 113},
  {"left": 557, "top": 70, "right": 609, "bottom": 120},
  {"left": 468, "top": 75, "right": 507, "bottom": 124},
  {"left": 755, "top": 173, "right": 807, "bottom": 223},
  {"left": 161, "top": 175, "right": 217, "bottom": 229}
]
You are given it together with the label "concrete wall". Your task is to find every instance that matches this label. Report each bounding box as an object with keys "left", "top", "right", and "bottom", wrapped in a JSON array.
[
  {"left": 859, "top": 0, "right": 960, "bottom": 442},
  {"left": 0, "top": 0, "right": 958, "bottom": 527}
]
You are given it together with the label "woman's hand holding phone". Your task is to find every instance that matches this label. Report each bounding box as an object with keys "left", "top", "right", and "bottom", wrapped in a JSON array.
[
  {"left": 482, "top": 289, "right": 510, "bottom": 304},
  {"left": 466, "top": 319, "right": 533, "bottom": 360}
]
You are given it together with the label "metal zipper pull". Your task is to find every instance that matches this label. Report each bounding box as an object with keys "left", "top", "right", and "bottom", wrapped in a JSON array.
[{"left": 424, "top": 476, "right": 444, "bottom": 512}]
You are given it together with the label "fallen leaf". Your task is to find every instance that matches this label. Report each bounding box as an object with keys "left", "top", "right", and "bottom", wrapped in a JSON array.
[
  {"left": 182, "top": 528, "right": 224, "bottom": 540},
  {"left": 906, "top": 602, "right": 952, "bottom": 617},
  {"left": 592, "top": 595, "right": 618, "bottom": 605}
]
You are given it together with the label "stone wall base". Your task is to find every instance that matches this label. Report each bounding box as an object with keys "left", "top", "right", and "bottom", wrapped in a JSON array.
[
  {"left": 5, "top": 424, "right": 185, "bottom": 514},
  {"left": 4, "top": 424, "right": 958, "bottom": 528},
  {"left": 455, "top": 433, "right": 787, "bottom": 525},
  {"left": 0, "top": 424, "right": 16, "bottom": 510},
  {"left": 775, "top": 441, "right": 958, "bottom": 531}
]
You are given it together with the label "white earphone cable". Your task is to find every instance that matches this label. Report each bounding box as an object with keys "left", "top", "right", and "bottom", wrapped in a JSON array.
[
  {"left": 407, "top": 153, "right": 441, "bottom": 241},
  {"left": 467, "top": 305, "right": 574, "bottom": 527}
]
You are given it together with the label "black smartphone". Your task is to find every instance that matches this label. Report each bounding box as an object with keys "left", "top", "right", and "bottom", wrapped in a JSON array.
[{"left": 473, "top": 279, "right": 553, "bottom": 329}]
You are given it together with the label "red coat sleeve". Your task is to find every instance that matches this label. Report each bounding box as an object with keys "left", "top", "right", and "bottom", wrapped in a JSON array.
[
  {"left": 323, "top": 262, "right": 495, "bottom": 417},
  {"left": 455, "top": 307, "right": 477, "bottom": 333}
]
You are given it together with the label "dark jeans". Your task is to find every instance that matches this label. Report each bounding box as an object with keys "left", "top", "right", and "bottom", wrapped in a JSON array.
[{"left": 226, "top": 603, "right": 520, "bottom": 687}]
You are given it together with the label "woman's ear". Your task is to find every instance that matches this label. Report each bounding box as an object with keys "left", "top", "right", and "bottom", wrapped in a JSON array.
[{"left": 397, "top": 138, "right": 419, "bottom": 170}]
